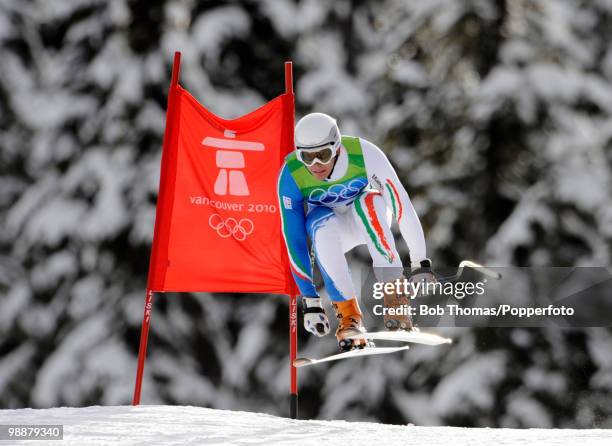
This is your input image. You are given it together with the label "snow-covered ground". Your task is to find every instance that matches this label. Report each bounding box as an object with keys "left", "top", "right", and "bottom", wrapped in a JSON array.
[{"left": 0, "top": 405, "right": 610, "bottom": 445}]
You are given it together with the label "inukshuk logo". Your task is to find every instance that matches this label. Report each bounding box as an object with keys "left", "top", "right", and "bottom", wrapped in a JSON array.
[{"left": 202, "top": 129, "right": 265, "bottom": 196}]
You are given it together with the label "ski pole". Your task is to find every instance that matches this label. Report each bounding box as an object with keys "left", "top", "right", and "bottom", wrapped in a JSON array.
[{"left": 437, "top": 260, "right": 502, "bottom": 283}]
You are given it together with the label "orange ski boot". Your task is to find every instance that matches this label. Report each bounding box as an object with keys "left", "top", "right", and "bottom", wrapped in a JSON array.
[{"left": 332, "top": 298, "right": 372, "bottom": 351}]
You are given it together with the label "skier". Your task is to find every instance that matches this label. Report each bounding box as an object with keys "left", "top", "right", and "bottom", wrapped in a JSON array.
[{"left": 278, "top": 113, "right": 435, "bottom": 351}]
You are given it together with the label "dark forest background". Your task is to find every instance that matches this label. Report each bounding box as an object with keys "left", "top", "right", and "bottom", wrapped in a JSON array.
[{"left": 1, "top": 0, "right": 611, "bottom": 427}]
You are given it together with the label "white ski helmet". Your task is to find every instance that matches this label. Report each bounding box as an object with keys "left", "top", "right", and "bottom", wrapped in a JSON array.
[{"left": 294, "top": 113, "right": 341, "bottom": 151}]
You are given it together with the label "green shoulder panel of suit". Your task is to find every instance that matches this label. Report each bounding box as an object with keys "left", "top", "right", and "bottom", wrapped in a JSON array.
[{"left": 285, "top": 135, "right": 367, "bottom": 197}]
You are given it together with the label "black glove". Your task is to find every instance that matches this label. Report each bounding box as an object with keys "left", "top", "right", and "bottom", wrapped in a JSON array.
[{"left": 409, "top": 259, "right": 436, "bottom": 296}]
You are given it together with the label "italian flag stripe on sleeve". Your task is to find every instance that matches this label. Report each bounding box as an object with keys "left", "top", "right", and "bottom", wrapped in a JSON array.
[
  {"left": 385, "top": 179, "right": 403, "bottom": 222},
  {"left": 355, "top": 194, "right": 395, "bottom": 263}
]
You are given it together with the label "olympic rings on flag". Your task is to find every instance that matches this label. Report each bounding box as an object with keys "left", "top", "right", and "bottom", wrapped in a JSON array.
[
  {"left": 208, "top": 214, "right": 255, "bottom": 241},
  {"left": 308, "top": 178, "right": 367, "bottom": 206}
]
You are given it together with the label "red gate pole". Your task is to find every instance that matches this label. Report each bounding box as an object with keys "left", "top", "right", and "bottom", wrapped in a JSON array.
[
  {"left": 132, "top": 52, "right": 182, "bottom": 405},
  {"left": 289, "top": 293, "right": 298, "bottom": 419},
  {"left": 284, "top": 61, "right": 299, "bottom": 419},
  {"left": 132, "top": 289, "right": 154, "bottom": 405}
]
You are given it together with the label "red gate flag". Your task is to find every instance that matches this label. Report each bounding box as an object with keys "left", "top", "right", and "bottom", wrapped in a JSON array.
[
  {"left": 133, "top": 54, "right": 300, "bottom": 412},
  {"left": 147, "top": 74, "right": 296, "bottom": 294}
]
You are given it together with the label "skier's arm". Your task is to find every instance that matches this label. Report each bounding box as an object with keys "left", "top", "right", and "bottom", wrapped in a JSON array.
[
  {"left": 277, "top": 163, "right": 318, "bottom": 296},
  {"left": 361, "top": 138, "right": 427, "bottom": 265}
]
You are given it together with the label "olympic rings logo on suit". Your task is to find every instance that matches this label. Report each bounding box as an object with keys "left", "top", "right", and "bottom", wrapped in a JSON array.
[
  {"left": 208, "top": 213, "right": 255, "bottom": 241},
  {"left": 308, "top": 178, "right": 368, "bottom": 206}
]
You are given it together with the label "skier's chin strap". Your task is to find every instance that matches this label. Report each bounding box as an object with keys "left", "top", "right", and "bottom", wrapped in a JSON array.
[{"left": 325, "top": 152, "right": 340, "bottom": 180}]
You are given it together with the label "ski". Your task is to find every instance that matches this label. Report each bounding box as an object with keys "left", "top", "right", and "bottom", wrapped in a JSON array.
[
  {"left": 348, "top": 330, "right": 452, "bottom": 345},
  {"left": 293, "top": 345, "right": 410, "bottom": 368}
]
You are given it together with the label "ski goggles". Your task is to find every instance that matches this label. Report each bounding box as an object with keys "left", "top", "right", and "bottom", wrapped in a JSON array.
[{"left": 296, "top": 141, "right": 340, "bottom": 166}]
